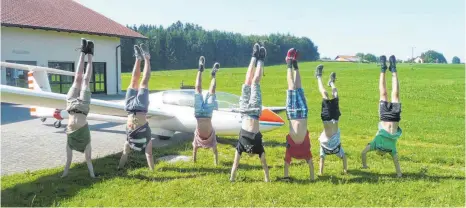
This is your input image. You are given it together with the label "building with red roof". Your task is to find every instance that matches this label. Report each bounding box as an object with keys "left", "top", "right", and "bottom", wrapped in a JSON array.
[{"left": 1, "top": 0, "right": 146, "bottom": 95}]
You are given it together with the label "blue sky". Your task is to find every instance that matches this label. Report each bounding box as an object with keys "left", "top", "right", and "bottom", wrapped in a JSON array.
[{"left": 77, "top": 0, "right": 465, "bottom": 62}]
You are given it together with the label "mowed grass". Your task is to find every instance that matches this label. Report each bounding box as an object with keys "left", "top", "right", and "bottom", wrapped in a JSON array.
[{"left": 1, "top": 62, "right": 464, "bottom": 206}]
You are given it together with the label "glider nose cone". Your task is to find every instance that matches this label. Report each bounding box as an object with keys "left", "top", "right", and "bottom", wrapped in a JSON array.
[{"left": 259, "top": 109, "right": 285, "bottom": 125}]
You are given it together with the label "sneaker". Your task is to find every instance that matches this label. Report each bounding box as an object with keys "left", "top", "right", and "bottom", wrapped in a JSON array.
[
  {"left": 198, "top": 56, "right": 205, "bottom": 72},
  {"left": 79, "top": 38, "right": 87, "bottom": 54},
  {"left": 211, "top": 62, "right": 220, "bottom": 77},
  {"left": 328, "top": 72, "right": 336, "bottom": 86},
  {"left": 286, "top": 48, "right": 297, "bottom": 61},
  {"left": 140, "top": 43, "right": 150, "bottom": 59},
  {"left": 379, "top": 55, "right": 387, "bottom": 73},
  {"left": 286, "top": 48, "right": 296, "bottom": 68},
  {"left": 134, "top": 45, "right": 143, "bottom": 60},
  {"left": 252, "top": 43, "right": 260, "bottom": 58},
  {"left": 388, "top": 55, "right": 397, "bottom": 73},
  {"left": 86, "top": 40, "right": 94, "bottom": 56},
  {"left": 315, "top": 64, "right": 323, "bottom": 78},
  {"left": 258, "top": 46, "right": 267, "bottom": 61}
]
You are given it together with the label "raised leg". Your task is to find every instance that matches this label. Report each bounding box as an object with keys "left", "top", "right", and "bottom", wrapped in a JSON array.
[
  {"left": 82, "top": 54, "right": 93, "bottom": 90},
  {"left": 391, "top": 72, "right": 399, "bottom": 103},
  {"left": 71, "top": 39, "right": 86, "bottom": 90},
  {"left": 130, "top": 58, "right": 141, "bottom": 89},
  {"left": 61, "top": 145, "right": 73, "bottom": 178},
  {"left": 379, "top": 55, "right": 388, "bottom": 101},
  {"left": 195, "top": 71, "right": 202, "bottom": 94},
  {"left": 329, "top": 73, "right": 338, "bottom": 98},
  {"left": 140, "top": 54, "right": 151, "bottom": 89},
  {"left": 72, "top": 53, "right": 85, "bottom": 90},
  {"left": 118, "top": 141, "right": 131, "bottom": 169},
  {"left": 230, "top": 150, "right": 241, "bottom": 182},
  {"left": 84, "top": 143, "right": 95, "bottom": 178},
  {"left": 316, "top": 65, "right": 329, "bottom": 99},
  {"left": 294, "top": 69, "right": 302, "bottom": 89},
  {"left": 208, "top": 77, "right": 216, "bottom": 95},
  {"left": 253, "top": 60, "right": 264, "bottom": 84},
  {"left": 145, "top": 140, "right": 154, "bottom": 171},
  {"left": 287, "top": 67, "right": 295, "bottom": 90},
  {"left": 361, "top": 144, "right": 371, "bottom": 169},
  {"left": 379, "top": 72, "right": 388, "bottom": 101},
  {"left": 245, "top": 57, "right": 257, "bottom": 86},
  {"left": 317, "top": 77, "right": 329, "bottom": 100}
]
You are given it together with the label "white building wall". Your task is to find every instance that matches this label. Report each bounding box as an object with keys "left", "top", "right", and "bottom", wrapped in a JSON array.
[{"left": 1, "top": 27, "right": 122, "bottom": 95}]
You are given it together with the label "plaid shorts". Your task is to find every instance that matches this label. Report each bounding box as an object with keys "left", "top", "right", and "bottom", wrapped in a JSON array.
[
  {"left": 239, "top": 84, "right": 262, "bottom": 119},
  {"left": 286, "top": 88, "right": 308, "bottom": 120}
]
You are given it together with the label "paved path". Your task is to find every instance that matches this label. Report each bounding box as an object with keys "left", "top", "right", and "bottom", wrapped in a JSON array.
[{"left": 1, "top": 95, "right": 191, "bottom": 176}]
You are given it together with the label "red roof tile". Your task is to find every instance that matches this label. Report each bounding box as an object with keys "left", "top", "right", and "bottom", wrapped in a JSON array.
[{"left": 1, "top": 0, "right": 146, "bottom": 39}]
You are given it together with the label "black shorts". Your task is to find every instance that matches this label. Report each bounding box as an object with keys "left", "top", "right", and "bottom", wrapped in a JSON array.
[
  {"left": 379, "top": 101, "right": 401, "bottom": 122},
  {"left": 321, "top": 98, "right": 341, "bottom": 121},
  {"left": 236, "top": 129, "right": 264, "bottom": 157}
]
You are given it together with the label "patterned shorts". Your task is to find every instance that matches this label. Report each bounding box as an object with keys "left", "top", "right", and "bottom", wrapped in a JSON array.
[
  {"left": 286, "top": 88, "right": 308, "bottom": 120},
  {"left": 239, "top": 84, "right": 262, "bottom": 119}
]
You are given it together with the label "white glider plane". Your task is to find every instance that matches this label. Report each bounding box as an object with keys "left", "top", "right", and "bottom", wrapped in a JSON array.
[{"left": 0, "top": 62, "right": 285, "bottom": 140}]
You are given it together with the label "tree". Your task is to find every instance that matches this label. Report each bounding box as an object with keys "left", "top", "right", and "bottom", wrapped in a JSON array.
[
  {"left": 452, "top": 56, "right": 461, "bottom": 64},
  {"left": 121, "top": 21, "right": 320, "bottom": 71},
  {"left": 420, "top": 50, "right": 447, "bottom": 63},
  {"left": 363, "top": 53, "right": 377, "bottom": 63},
  {"left": 356, "top": 52, "right": 365, "bottom": 60}
]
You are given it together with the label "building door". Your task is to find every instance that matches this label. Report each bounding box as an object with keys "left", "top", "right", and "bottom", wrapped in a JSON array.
[
  {"left": 84, "top": 62, "right": 107, "bottom": 94},
  {"left": 48, "top": 62, "right": 75, "bottom": 94},
  {"left": 5, "top": 60, "right": 37, "bottom": 88}
]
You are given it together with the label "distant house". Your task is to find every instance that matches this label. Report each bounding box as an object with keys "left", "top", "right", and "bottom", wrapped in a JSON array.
[
  {"left": 414, "top": 57, "right": 424, "bottom": 63},
  {"left": 335, "top": 55, "right": 360, "bottom": 62}
]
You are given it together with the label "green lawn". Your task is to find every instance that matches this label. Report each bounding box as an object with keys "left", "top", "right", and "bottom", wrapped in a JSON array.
[{"left": 2, "top": 62, "right": 464, "bottom": 206}]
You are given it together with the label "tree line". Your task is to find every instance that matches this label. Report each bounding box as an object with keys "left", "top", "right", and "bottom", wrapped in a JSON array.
[
  {"left": 355, "top": 50, "right": 461, "bottom": 64},
  {"left": 120, "top": 21, "right": 320, "bottom": 72}
]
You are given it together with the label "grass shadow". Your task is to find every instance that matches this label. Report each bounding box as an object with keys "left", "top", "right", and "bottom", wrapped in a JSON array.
[
  {"left": 347, "top": 169, "right": 465, "bottom": 183},
  {"left": 216, "top": 136, "right": 286, "bottom": 148},
  {"left": 0, "top": 150, "right": 186, "bottom": 207},
  {"left": 216, "top": 136, "right": 237, "bottom": 148}
]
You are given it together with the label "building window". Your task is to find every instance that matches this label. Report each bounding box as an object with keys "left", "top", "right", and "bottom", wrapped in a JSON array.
[
  {"left": 48, "top": 62, "right": 74, "bottom": 94},
  {"left": 5, "top": 60, "right": 37, "bottom": 88}
]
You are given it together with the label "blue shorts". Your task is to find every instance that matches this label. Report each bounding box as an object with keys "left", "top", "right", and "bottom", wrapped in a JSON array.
[
  {"left": 194, "top": 92, "right": 217, "bottom": 118},
  {"left": 239, "top": 84, "right": 262, "bottom": 120},
  {"left": 286, "top": 88, "right": 308, "bottom": 120},
  {"left": 125, "top": 88, "right": 149, "bottom": 113}
]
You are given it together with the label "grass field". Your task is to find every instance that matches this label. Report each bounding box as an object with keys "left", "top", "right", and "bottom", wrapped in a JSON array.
[{"left": 1, "top": 62, "right": 465, "bottom": 206}]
